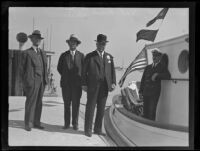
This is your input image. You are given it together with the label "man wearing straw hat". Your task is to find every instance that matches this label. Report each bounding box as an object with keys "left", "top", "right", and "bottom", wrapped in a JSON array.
[
  {"left": 21, "top": 30, "right": 48, "bottom": 131},
  {"left": 57, "top": 34, "right": 84, "bottom": 131},
  {"left": 139, "top": 48, "right": 171, "bottom": 121}
]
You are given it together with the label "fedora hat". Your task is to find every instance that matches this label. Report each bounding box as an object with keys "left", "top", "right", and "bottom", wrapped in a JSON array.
[
  {"left": 28, "top": 30, "right": 44, "bottom": 39},
  {"left": 151, "top": 48, "right": 162, "bottom": 57},
  {"left": 95, "top": 34, "right": 109, "bottom": 43},
  {"left": 66, "top": 34, "right": 81, "bottom": 45}
]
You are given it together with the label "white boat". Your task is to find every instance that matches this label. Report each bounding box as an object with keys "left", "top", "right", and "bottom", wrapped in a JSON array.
[{"left": 104, "top": 34, "right": 189, "bottom": 146}]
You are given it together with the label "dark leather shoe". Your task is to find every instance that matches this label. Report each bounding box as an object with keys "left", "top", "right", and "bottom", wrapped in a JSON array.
[
  {"left": 73, "top": 126, "right": 78, "bottom": 130},
  {"left": 85, "top": 131, "right": 92, "bottom": 137},
  {"left": 62, "top": 125, "right": 70, "bottom": 129},
  {"left": 34, "top": 125, "right": 44, "bottom": 129},
  {"left": 94, "top": 131, "right": 106, "bottom": 136},
  {"left": 25, "top": 125, "right": 31, "bottom": 131}
]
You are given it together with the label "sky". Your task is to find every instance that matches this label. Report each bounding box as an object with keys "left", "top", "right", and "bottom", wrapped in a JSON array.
[{"left": 9, "top": 7, "right": 189, "bottom": 95}]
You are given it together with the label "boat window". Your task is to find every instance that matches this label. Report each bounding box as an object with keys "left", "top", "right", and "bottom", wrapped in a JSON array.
[{"left": 178, "top": 50, "right": 189, "bottom": 73}]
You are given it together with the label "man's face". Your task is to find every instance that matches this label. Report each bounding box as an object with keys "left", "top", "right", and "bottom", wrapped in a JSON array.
[
  {"left": 30, "top": 36, "right": 42, "bottom": 47},
  {"left": 96, "top": 42, "right": 106, "bottom": 52},
  {"left": 68, "top": 40, "right": 78, "bottom": 51},
  {"left": 153, "top": 55, "right": 161, "bottom": 64}
]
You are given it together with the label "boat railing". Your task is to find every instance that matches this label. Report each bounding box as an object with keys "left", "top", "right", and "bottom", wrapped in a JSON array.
[{"left": 113, "top": 94, "right": 188, "bottom": 133}]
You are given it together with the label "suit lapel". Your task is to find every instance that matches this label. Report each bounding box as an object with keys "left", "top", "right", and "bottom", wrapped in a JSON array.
[
  {"left": 104, "top": 52, "right": 109, "bottom": 71},
  {"left": 66, "top": 51, "right": 71, "bottom": 69},
  {"left": 93, "top": 51, "right": 101, "bottom": 69},
  {"left": 74, "top": 50, "right": 79, "bottom": 66},
  {"left": 40, "top": 49, "right": 47, "bottom": 65},
  {"left": 28, "top": 48, "right": 40, "bottom": 63}
]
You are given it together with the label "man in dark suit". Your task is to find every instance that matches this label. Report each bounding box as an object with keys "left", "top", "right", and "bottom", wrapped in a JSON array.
[
  {"left": 139, "top": 48, "right": 171, "bottom": 121},
  {"left": 82, "top": 34, "right": 116, "bottom": 137},
  {"left": 57, "top": 35, "right": 84, "bottom": 130},
  {"left": 21, "top": 30, "right": 48, "bottom": 131}
]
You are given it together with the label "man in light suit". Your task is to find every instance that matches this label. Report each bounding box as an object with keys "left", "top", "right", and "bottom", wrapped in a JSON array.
[
  {"left": 139, "top": 48, "right": 171, "bottom": 121},
  {"left": 57, "top": 35, "right": 84, "bottom": 130},
  {"left": 21, "top": 30, "right": 48, "bottom": 131},
  {"left": 82, "top": 34, "right": 116, "bottom": 137}
]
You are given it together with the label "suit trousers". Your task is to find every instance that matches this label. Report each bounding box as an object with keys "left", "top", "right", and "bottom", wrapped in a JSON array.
[
  {"left": 61, "top": 84, "right": 82, "bottom": 127},
  {"left": 84, "top": 80, "right": 108, "bottom": 133},
  {"left": 143, "top": 94, "right": 160, "bottom": 121},
  {"left": 24, "top": 79, "right": 45, "bottom": 127}
]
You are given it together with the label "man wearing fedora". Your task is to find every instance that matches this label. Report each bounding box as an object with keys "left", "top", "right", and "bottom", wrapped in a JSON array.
[
  {"left": 82, "top": 34, "right": 116, "bottom": 137},
  {"left": 139, "top": 48, "right": 171, "bottom": 121},
  {"left": 21, "top": 30, "right": 48, "bottom": 131},
  {"left": 57, "top": 34, "right": 84, "bottom": 130}
]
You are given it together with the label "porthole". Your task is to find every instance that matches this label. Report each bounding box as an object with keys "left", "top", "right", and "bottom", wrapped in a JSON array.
[{"left": 178, "top": 50, "right": 189, "bottom": 73}]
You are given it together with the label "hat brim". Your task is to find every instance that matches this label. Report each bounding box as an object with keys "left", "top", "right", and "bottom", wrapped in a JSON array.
[
  {"left": 66, "top": 40, "right": 81, "bottom": 44},
  {"left": 28, "top": 35, "right": 44, "bottom": 39},
  {"left": 95, "top": 40, "right": 109, "bottom": 43},
  {"left": 152, "top": 52, "right": 162, "bottom": 57}
]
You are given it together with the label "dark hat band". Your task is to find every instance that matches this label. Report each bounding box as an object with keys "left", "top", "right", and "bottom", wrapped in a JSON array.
[
  {"left": 66, "top": 37, "right": 81, "bottom": 44},
  {"left": 28, "top": 34, "right": 44, "bottom": 39}
]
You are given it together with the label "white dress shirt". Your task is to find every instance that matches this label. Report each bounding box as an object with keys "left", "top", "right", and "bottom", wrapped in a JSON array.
[
  {"left": 96, "top": 50, "right": 104, "bottom": 58},
  {"left": 32, "top": 45, "right": 40, "bottom": 53},
  {"left": 70, "top": 50, "right": 76, "bottom": 60}
]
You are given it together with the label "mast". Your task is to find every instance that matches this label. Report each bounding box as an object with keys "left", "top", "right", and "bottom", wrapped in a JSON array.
[
  {"left": 122, "top": 58, "right": 124, "bottom": 69},
  {"left": 50, "top": 24, "right": 52, "bottom": 51},
  {"left": 33, "top": 17, "right": 35, "bottom": 31}
]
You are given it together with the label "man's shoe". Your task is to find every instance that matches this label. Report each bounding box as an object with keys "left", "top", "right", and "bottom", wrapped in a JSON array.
[
  {"left": 85, "top": 131, "right": 92, "bottom": 137},
  {"left": 94, "top": 131, "right": 106, "bottom": 136},
  {"left": 34, "top": 125, "right": 44, "bottom": 129},
  {"left": 62, "top": 125, "right": 70, "bottom": 129},
  {"left": 25, "top": 125, "right": 31, "bottom": 131},
  {"left": 73, "top": 126, "right": 79, "bottom": 130}
]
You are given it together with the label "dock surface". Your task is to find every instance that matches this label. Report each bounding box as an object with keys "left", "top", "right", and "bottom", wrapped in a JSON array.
[{"left": 8, "top": 94, "right": 116, "bottom": 146}]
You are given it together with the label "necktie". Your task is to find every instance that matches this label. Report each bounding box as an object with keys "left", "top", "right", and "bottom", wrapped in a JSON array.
[
  {"left": 71, "top": 51, "right": 75, "bottom": 61},
  {"left": 99, "top": 51, "right": 103, "bottom": 59},
  {"left": 36, "top": 48, "right": 40, "bottom": 54}
]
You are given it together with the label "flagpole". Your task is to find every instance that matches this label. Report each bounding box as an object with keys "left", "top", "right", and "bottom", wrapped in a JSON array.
[
  {"left": 153, "top": 19, "right": 165, "bottom": 42},
  {"left": 33, "top": 17, "right": 35, "bottom": 31},
  {"left": 153, "top": 9, "right": 169, "bottom": 42},
  {"left": 50, "top": 24, "right": 52, "bottom": 51},
  {"left": 46, "top": 28, "right": 49, "bottom": 51}
]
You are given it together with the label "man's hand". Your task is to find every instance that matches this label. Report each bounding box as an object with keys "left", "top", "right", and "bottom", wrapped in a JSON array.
[
  {"left": 82, "top": 86, "right": 87, "bottom": 92},
  {"left": 111, "top": 84, "right": 116, "bottom": 91},
  {"left": 151, "top": 73, "right": 159, "bottom": 81},
  {"left": 139, "top": 93, "right": 143, "bottom": 100}
]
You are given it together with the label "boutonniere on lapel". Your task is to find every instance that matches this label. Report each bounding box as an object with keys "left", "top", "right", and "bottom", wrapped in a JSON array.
[{"left": 107, "top": 55, "right": 111, "bottom": 63}]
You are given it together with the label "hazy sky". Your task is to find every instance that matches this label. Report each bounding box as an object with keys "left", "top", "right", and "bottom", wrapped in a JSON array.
[
  {"left": 9, "top": 7, "right": 189, "bottom": 94},
  {"left": 9, "top": 7, "right": 188, "bottom": 66}
]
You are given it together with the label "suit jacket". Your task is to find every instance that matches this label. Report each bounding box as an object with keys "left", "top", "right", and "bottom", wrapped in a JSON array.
[
  {"left": 82, "top": 50, "right": 116, "bottom": 92},
  {"left": 21, "top": 47, "right": 48, "bottom": 88},
  {"left": 139, "top": 62, "right": 171, "bottom": 96},
  {"left": 57, "top": 50, "right": 84, "bottom": 87}
]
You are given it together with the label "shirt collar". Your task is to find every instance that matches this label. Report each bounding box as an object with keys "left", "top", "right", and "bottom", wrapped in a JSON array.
[
  {"left": 70, "top": 49, "right": 76, "bottom": 55},
  {"left": 152, "top": 62, "right": 159, "bottom": 67},
  {"left": 96, "top": 50, "right": 104, "bottom": 57},
  {"left": 32, "top": 45, "right": 40, "bottom": 52}
]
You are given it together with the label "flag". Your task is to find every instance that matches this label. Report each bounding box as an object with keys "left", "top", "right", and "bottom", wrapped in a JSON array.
[
  {"left": 146, "top": 8, "right": 169, "bottom": 27},
  {"left": 136, "top": 29, "right": 158, "bottom": 42},
  {"left": 136, "top": 8, "right": 169, "bottom": 43},
  {"left": 118, "top": 48, "right": 148, "bottom": 87}
]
